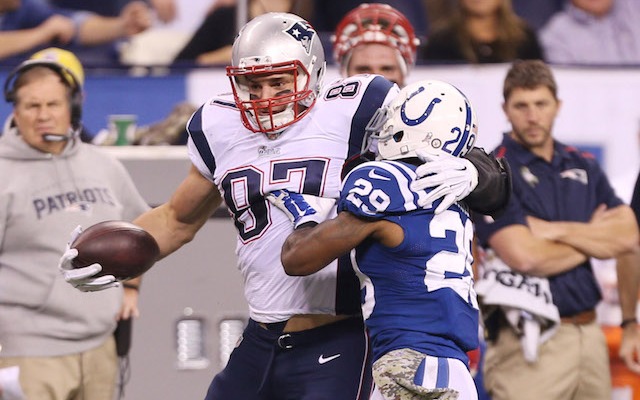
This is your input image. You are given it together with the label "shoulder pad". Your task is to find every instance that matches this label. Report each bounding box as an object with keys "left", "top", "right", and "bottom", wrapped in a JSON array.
[{"left": 339, "top": 161, "right": 423, "bottom": 218}]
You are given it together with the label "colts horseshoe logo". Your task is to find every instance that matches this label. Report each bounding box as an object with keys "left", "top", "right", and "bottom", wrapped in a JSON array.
[{"left": 400, "top": 86, "right": 441, "bottom": 126}]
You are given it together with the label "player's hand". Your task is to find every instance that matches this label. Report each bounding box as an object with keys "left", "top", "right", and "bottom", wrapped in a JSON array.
[
  {"left": 266, "top": 189, "right": 336, "bottom": 229},
  {"left": 58, "top": 225, "right": 120, "bottom": 292},
  {"left": 411, "top": 149, "right": 479, "bottom": 214}
]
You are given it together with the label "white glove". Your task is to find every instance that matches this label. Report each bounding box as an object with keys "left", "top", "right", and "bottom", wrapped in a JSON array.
[
  {"left": 266, "top": 189, "right": 336, "bottom": 229},
  {"left": 411, "top": 149, "right": 479, "bottom": 214},
  {"left": 58, "top": 225, "right": 120, "bottom": 292}
]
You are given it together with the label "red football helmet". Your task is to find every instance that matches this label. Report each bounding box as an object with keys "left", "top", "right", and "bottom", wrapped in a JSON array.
[{"left": 332, "top": 3, "right": 420, "bottom": 77}]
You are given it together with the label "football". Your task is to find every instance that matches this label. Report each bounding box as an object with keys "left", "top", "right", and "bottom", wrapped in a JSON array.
[{"left": 71, "top": 220, "right": 160, "bottom": 281}]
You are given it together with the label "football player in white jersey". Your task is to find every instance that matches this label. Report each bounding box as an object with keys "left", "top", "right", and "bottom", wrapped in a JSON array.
[
  {"left": 273, "top": 80, "right": 481, "bottom": 399},
  {"left": 60, "top": 13, "right": 507, "bottom": 400}
]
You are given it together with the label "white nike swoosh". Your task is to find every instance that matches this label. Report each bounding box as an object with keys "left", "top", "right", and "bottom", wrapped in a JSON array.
[
  {"left": 368, "top": 169, "right": 390, "bottom": 181},
  {"left": 318, "top": 353, "right": 341, "bottom": 364}
]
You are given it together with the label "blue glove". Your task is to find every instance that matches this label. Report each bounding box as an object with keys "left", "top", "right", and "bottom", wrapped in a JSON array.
[{"left": 266, "top": 189, "right": 336, "bottom": 229}]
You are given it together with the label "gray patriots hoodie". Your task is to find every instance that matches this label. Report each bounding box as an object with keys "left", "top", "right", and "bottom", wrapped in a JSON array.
[{"left": 0, "top": 124, "right": 149, "bottom": 357}]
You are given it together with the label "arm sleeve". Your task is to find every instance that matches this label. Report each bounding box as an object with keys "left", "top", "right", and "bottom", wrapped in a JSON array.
[
  {"left": 186, "top": 105, "right": 216, "bottom": 183},
  {"left": 463, "top": 147, "right": 512, "bottom": 217}
]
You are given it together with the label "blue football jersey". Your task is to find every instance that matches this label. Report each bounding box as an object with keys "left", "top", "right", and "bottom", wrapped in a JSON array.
[{"left": 339, "top": 160, "right": 479, "bottom": 363}]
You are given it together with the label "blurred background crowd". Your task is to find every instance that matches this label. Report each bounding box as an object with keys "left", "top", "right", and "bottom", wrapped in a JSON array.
[
  {"left": 1, "top": 0, "right": 637, "bottom": 142},
  {"left": 2, "top": 0, "right": 638, "bottom": 147},
  {"left": 1, "top": 0, "right": 637, "bottom": 69}
]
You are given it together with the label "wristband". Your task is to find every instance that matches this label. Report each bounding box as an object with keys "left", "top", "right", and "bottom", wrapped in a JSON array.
[
  {"left": 620, "top": 318, "right": 637, "bottom": 329},
  {"left": 123, "top": 282, "right": 139, "bottom": 291}
]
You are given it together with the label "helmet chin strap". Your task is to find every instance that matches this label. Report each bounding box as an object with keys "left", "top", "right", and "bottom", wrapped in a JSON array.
[
  {"left": 256, "top": 107, "right": 294, "bottom": 138},
  {"left": 253, "top": 101, "right": 312, "bottom": 139}
]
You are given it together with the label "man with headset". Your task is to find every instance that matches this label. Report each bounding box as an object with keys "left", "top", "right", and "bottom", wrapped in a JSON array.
[{"left": 0, "top": 48, "right": 148, "bottom": 400}]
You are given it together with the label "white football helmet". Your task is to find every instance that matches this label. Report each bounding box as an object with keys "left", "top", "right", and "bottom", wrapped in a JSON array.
[
  {"left": 366, "top": 80, "right": 478, "bottom": 160},
  {"left": 226, "top": 13, "right": 326, "bottom": 137}
]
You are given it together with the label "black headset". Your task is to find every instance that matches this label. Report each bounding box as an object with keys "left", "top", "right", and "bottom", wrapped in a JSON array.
[{"left": 3, "top": 60, "right": 83, "bottom": 129}]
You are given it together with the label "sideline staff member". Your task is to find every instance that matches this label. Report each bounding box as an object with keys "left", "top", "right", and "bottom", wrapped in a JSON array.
[
  {"left": 0, "top": 48, "right": 148, "bottom": 400},
  {"left": 474, "top": 59, "right": 640, "bottom": 400}
]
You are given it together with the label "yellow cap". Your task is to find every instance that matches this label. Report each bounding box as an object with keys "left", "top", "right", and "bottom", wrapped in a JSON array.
[{"left": 29, "top": 47, "right": 85, "bottom": 88}]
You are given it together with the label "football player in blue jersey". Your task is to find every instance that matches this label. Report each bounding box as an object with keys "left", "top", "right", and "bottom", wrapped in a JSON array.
[
  {"left": 60, "top": 13, "right": 508, "bottom": 400},
  {"left": 270, "top": 80, "right": 481, "bottom": 399}
]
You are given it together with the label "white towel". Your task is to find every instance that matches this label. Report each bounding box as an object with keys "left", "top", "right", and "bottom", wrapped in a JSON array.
[
  {"left": 0, "top": 366, "right": 25, "bottom": 400},
  {"left": 475, "top": 251, "right": 560, "bottom": 362}
]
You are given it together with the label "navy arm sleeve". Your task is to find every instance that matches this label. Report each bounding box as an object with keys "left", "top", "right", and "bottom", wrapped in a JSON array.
[{"left": 463, "top": 147, "right": 512, "bottom": 218}]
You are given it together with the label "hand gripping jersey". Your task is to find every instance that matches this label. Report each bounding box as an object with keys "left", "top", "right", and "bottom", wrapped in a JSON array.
[
  {"left": 339, "top": 160, "right": 479, "bottom": 363},
  {"left": 186, "top": 74, "right": 398, "bottom": 323}
]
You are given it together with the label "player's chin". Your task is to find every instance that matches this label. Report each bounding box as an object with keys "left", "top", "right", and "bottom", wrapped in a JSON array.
[{"left": 260, "top": 107, "right": 286, "bottom": 116}]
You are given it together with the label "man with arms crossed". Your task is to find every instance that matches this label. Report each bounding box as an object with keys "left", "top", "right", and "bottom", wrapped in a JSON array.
[{"left": 474, "top": 59, "right": 640, "bottom": 400}]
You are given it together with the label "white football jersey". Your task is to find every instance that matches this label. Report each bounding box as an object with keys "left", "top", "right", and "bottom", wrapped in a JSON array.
[{"left": 187, "top": 74, "right": 398, "bottom": 323}]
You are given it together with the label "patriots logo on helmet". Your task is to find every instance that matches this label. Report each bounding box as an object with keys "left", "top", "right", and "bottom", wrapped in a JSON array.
[{"left": 284, "top": 22, "right": 315, "bottom": 55}]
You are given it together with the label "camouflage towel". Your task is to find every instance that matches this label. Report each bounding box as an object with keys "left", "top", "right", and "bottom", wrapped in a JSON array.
[{"left": 372, "top": 348, "right": 459, "bottom": 400}]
